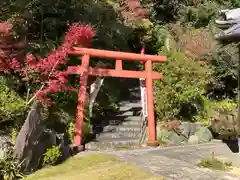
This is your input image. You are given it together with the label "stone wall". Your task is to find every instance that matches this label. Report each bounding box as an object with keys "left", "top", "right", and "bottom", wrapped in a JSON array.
[{"left": 156, "top": 120, "right": 213, "bottom": 146}]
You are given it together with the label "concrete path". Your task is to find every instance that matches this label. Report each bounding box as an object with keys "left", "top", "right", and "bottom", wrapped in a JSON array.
[
  {"left": 106, "top": 140, "right": 240, "bottom": 180},
  {"left": 80, "top": 140, "right": 240, "bottom": 180}
]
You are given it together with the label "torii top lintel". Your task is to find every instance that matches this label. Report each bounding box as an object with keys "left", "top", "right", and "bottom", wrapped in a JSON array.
[{"left": 69, "top": 47, "right": 167, "bottom": 62}]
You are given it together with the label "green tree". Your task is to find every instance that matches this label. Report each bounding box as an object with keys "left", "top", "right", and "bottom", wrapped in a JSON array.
[
  {"left": 0, "top": 77, "right": 26, "bottom": 126},
  {"left": 154, "top": 49, "right": 213, "bottom": 121}
]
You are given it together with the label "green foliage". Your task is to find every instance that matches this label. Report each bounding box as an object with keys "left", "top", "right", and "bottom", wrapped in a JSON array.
[
  {"left": 144, "top": 0, "right": 238, "bottom": 124},
  {"left": 154, "top": 49, "right": 213, "bottom": 121},
  {"left": 207, "top": 99, "right": 238, "bottom": 138},
  {"left": 192, "top": 96, "right": 211, "bottom": 126},
  {"left": 1, "top": 0, "right": 132, "bottom": 126},
  {"left": 151, "top": 0, "right": 229, "bottom": 27},
  {"left": 193, "top": 98, "right": 236, "bottom": 126},
  {"left": 151, "top": 0, "right": 183, "bottom": 22},
  {"left": 91, "top": 78, "right": 121, "bottom": 118},
  {"left": 198, "top": 159, "right": 232, "bottom": 171},
  {"left": 231, "top": 0, "right": 240, "bottom": 7},
  {"left": 67, "top": 121, "right": 75, "bottom": 143},
  {"left": 8, "top": 0, "right": 131, "bottom": 54},
  {"left": 82, "top": 121, "right": 93, "bottom": 143},
  {"left": 11, "top": 128, "right": 18, "bottom": 145},
  {"left": 43, "top": 145, "right": 61, "bottom": 167},
  {"left": 67, "top": 121, "right": 93, "bottom": 143},
  {"left": 211, "top": 99, "right": 237, "bottom": 113},
  {"left": 206, "top": 44, "right": 238, "bottom": 100},
  {"left": 147, "top": 25, "right": 171, "bottom": 52},
  {"left": 185, "top": 1, "right": 223, "bottom": 27},
  {"left": 0, "top": 157, "right": 24, "bottom": 180},
  {"left": 0, "top": 143, "right": 24, "bottom": 180},
  {"left": 0, "top": 78, "right": 26, "bottom": 124}
]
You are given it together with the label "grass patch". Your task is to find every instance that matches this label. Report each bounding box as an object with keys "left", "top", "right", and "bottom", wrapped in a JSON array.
[
  {"left": 198, "top": 159, "right": 233, "bottom": 171},
  {"left": 25, "top": 153, "right": 165, "bottom": 180}
]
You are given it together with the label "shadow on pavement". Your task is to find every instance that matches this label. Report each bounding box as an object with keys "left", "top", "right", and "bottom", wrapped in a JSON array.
[{"left": 222, "top": 139, "right": 239, "bottom": 153}]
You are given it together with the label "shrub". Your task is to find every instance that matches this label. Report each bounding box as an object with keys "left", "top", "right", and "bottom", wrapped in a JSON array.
[
  {"left": 153, "top": 49, "right": 213, "bottom": 121},
  {"left": 207, "top": 99, "right": 238, "bottom": 137},
  {"left": 206, "top": 44, "right": 238, "bottom": 100},
  {"left": 211, "top": 99, "right": 237, "bottom": 113},
  {"left": 198, "top": 158, "right": 232, "bottom": 171},
  {"left": 67, "top": 121, "right": 75, "bottom": 143},
  {"left": 0, "top": 142, "right": 24, "bottom": 180},
  {"left": 67, "top": 121, "right": 93, "bottom": 144},
  {"left": 185, "top": 0, "right": 221, "bottom": 27},
  {"left": 43, "top": 145, "right": 61, "bottom": 167},
  {"left": 11, "top": 128, "right": 18, "bottom": 145},
  {"left": 151, "top": 0, "right": 229, "bottom": 26},
  {"left": 193, "top": 98, "right": 237, "bottom": 126},
  {"left": 0, "top": 78, "right": 26, "bottom": 125}
]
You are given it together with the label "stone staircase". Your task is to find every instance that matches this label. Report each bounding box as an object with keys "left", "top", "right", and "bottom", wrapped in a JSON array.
[{"left": 85, "top": 87, "right": 143, "bottom": 151}]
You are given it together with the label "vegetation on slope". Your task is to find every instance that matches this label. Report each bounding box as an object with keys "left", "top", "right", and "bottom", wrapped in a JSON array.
[{"left": 134, "top": 0, "right": 239, "bottom": 124}]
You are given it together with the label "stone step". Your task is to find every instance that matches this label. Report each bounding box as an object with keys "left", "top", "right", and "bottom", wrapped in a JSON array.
[
  {"left": 129, "top": 87, "right": 140, "bottom": 91},
  {"left": 115, "top": 111, "right": 134, "bottom": 116},
  {"left": 102, "top": 116, "right": 142, "bottom": 124},
  {"left": 92, "top": 116, "right": 142, "bottom": 134},
  {"left": 129, "top": 90, "right": 140, "bottom": 94},
  {"left": 103, "top": 125, "right": 141, "bottom": 133},
  {"left": 97, "top": 131, "right": 140, "bottom": 138},
  {"left": 86, "top": 99, "right": 142, "bottom": 151},
  {"left": 85, "top": 139, "right": 139, "bottom": 151},
  {"left": 129, "top": 89, "right": 140, "bottom": 93},
  {"left": 117, "top": 108, "right": 142, "bottom": 116},
  {"left": 104, "top": 123, "right": 141, "bottom": 129},
  {"left": 119, "top": 101, "right": 141, "bottom": 108},
  {"left": 105, "top": 119, "right": 142, "bottom": 126},
  {"left": 94, "top": 136, "right": 138, "bottom": 142},
  {"left": 118, "top": 107, "right": 141, "bottom": 112},
  {"left": 106, "top": 115, "right": 142, "bottom": 121},
  {"left": 100, "top": 110, "right": 138, "bottom": 117}
]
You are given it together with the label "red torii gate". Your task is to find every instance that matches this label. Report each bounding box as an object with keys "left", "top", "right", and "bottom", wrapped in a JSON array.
[{"left": 68, "top": 47, "right": 167, "bottom": 148}]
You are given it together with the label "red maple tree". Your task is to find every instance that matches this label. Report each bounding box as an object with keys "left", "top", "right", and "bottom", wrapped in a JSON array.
[{"left": 0, "top": 21, "right": 95, "bottom": 104}]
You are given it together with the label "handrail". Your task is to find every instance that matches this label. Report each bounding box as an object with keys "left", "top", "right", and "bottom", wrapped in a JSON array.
[{"left": 138, "top": 111, "right": 148, "bottom": 145}]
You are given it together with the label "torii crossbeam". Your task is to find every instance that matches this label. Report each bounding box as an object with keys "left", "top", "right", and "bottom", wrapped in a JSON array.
[{"left": 68, "top": 47, "right": 167, "bottom": 149}]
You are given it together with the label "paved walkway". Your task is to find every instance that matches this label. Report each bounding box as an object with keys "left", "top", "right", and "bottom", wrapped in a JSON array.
[{"left": 80, "top": 140, "right": 240, "bottom": 180}]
